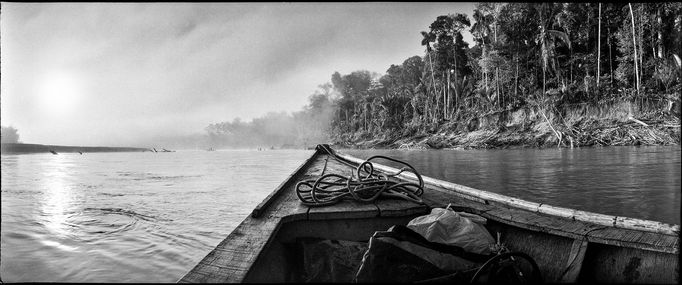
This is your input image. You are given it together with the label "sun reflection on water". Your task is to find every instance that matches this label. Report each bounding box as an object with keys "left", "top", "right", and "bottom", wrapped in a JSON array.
[{"left": 40, "top": 155, "right": 77, "bottom": 240}]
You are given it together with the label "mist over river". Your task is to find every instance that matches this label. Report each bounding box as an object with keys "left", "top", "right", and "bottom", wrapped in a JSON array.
[{"left": 1, "top": 146, "right": 679, "bottom": 282}]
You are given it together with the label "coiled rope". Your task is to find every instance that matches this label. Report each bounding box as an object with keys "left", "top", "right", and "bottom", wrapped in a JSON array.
[{"left": 295, "top": 144, "right": 425, "bottom": 206}]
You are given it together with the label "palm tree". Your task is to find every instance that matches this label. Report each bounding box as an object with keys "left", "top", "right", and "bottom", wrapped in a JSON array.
[
  {"left": 421, "top": 31, "right": 438, "bottom": 123},
  {"left": 446, "top": 13, "right": 471, "bottom": 120},
  {"left": 597, "top": 3, "right": 602, "bottom": 87},
  {"left": 628, "top": 3, "right": 640, "bottom": 95},
  {"left": 535, "top": 3, "right": 571, "bottom": 98},
  {"left": 471, "top": 9, "right": 492, "bottom": 92}
]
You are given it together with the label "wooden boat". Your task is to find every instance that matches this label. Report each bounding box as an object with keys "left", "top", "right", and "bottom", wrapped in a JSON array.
[{"left": 178, "top": 145, "right": 679, "bottom": 283}]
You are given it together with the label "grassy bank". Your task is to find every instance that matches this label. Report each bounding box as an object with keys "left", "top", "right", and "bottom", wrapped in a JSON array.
[
  {"left": 0, "top": 143, "right": 151, "bottom": 154},
  {"left": 331, "top": 99, "right": 681, "bottom": 150}
]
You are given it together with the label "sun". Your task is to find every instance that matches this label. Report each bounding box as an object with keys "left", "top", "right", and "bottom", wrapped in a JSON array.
[{"left": 39, "top": 72, "right": 83, "bottom": 116}]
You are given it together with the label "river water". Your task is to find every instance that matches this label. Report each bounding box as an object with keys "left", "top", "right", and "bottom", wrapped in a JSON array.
[{"left": 1, "top": 146, "right": 679, "bottom": 282}]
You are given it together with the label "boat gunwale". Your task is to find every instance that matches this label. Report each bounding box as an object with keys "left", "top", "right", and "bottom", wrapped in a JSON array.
[
  {"left": 179, "top": 147, "right": 679, "bottom": 283},
  {"left": 333, "top": 150, "right": 680, "bottom": 236},
  {"left": 251, "top": 148, "right": 322, "bottom": 218}
]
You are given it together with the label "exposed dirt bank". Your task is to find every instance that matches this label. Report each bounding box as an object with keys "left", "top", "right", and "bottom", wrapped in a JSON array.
[{"left": 332, "top": 100, "right": 680, "bottom": 150}]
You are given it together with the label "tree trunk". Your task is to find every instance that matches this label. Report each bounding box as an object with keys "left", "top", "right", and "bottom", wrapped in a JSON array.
[
  {"left": 556, "top": 58, "right": 562, "bottom": 92},
  {"left": 364, "top": 105, "right": 369, "bottom": 131},
  {"left": 565, "top": 22, "right": 573, "bottom": 83},
  {"left": 453, "top": 43, "right": 459, "bottom": 119},
  {"left": 543, "top": 64, "right": 546, "bottom": 98},
  {"left": 637, "top": 6, "right": 644, "bottom": 86},
  {"left": 515, "top": 50, "right": 519, "bottom": 102},
  {"left": 435, "top": 79, "right": 440, "bottom": 122},
  {"left": 345, "top": 109, "right": 349, "bottom": 132},
  {"left": 446, "top": 70, "right": 450, "bottom": 119},
  {"left": 494, "top": 20, "right": 500, "bottom": 109},
  {"left": 608, "top": 26, "right": 613, "bottom": 87},
  {"left": 482, "top": 38, "right": 488, "bottom": 91},
  {"left": 428, "top": 52, "right": 437, "bottom": 112},
  {"left": 427, "top": 52, "right": 437, "bottom": 124},
  {"left": 424, "top": 95, "right": 429, "bottom": 125},
  {"left": 657, "top": 8, "right": 663, "bottom": 58},
  {"left": 597, "top": 3, "right": 601, "bottom": 86},
  {"left": 496, "top": 68, "right": 500, "bottom": 108},
  {"left": 629, "top": 3, "right": 640, "bottom": 95},
  {"left": 443, "top": 71, "right": 446, "bottom": 120}
]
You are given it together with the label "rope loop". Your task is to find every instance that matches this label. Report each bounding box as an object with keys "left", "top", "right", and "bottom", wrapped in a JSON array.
[{"left": 296, "top": 145, "right": 425, "bottom": 206}]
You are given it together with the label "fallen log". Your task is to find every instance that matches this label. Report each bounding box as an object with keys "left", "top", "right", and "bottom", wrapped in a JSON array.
[
  {"left": 628, "top": 116, "right": 649, "bottom": 127},
  {"left": 540, "top": 110, "right": 562, "bottom": 147}
]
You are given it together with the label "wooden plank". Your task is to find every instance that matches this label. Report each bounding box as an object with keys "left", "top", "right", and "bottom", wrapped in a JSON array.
[
  {"left": 558, "top": 239, "right": 589, "bottom": 283},
  {"left": 580, "top": 243, "right": 679, "bottom": 283},
  {"left": 335, "top": 151, "right": 680, "bottom": 236},
  {"left": 307, "top": 199, "right": 379, "bottom": 220},
  {"left": 615, "top": 216, "right": 680, "bottom": 235},
  {"left": 485, "top": 223, "right": 577, "bottom": 282},
  {"left": 586, "top": 227, "right": 679, "bottom": 254},
  {"left": 260, "top": 178, "right": 310, "bottom": 223},
  {"left": 180, "top": 263, "right": 238, "bottom": 283},
  {"left": 421, "top": 182, "right": 678, "bottom": 254},
  {"left": 374, "top": 198, "right": 429, "bottom": 217},
  {"left": 275, "top": 216, "right": 417, "bottom": 244},
  {"left": 315, "top": 154, "right": 356, "bottom": 177},
  {"left": 251, "top": 149, "right": 319, "bottom": 218},
  {"left": 427, "top": 185, "right": 489, "bottom": 205},
  {"left": 182, "top": 147, "right": 680, "bottom": 283},
  {"left": 181, "top": 152, "right": 319, "bottom": 283},
  {"left": 455, "top": 197, "right": 588, "bottom": 239},
  {"left": 413, "top": 172, "right": 678, "bottom": 254},
  {"left": 538, "top": 204, "right": 577, "bottom": 219},
  {"left": 420, "top": 183, "right": 489, "bottom": 209},
  {"left": 435, "top": 189, "right": 659, "bottom": 252},
  {"left": 179, "top": 216, "right": 281, "bottom": 283}
]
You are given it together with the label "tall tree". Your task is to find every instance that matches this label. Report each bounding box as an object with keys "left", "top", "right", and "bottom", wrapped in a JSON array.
[
  {"left": 471, "top": 9, "right": 493, "bottom": 92},
  {"left": 421, "top": 31, "right": 438, "bottom": 123},
  {"left": 535, "top": 3, "right": 571, "bottom": 98},
  {"left": 499, "top": 3, "right": 538, "bottom": 107},
  {"left": 479, "top": 3, "right": 505, "bottom": 108},
  {"left": 597, "top": 3, "right": 602, "bottom": 86},
  {"left": 629, "top": 3, "right": 640, "bottom": 95},
  {"left": 429, "top": 13, "right": 471, "bottom": 119}
]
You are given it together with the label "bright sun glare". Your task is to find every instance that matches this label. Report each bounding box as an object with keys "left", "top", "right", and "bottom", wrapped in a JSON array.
[{"left": 40, "top": 72, "right": 82, "bottom": 115}]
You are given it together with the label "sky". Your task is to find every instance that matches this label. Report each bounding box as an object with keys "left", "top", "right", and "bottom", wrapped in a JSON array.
[{"left": 1, "top": 2, "right": 476, "bottom": 147}]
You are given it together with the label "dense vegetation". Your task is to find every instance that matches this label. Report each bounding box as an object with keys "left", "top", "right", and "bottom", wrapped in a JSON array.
[
  {"left": 0, "top": 126, "right": 20, "bottom": 144},
  {"left": 206, "top": 2, "right": 681, "bottom": 149}
]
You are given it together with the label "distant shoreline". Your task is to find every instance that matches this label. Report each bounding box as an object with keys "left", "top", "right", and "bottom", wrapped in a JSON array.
[{"left": 0, "top": 143, "right": 151, "bottom": 154}]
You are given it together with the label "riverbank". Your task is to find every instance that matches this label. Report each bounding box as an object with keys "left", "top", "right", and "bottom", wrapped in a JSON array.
[
  {"left": 331, "top": 100, "right": 681, "bottom": 150},
  {"left": 0, "top": 143, "right": 151, "bottom": 154}
]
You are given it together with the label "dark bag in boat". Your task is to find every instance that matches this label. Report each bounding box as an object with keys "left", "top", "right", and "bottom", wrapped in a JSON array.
[
  {"left": 417, "top": 251, "right": 543, "bottom": 284},
  {"left": 353, "top": 225, "right": 493, "bottom": 283},
  {"left": 297, "top": 238, "right": 368, "bottom": 282},
  {"left": 353, "top": 225, "right": 543, "bottom": 283}
]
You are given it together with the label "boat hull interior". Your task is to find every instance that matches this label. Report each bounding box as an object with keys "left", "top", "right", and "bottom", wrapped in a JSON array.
[{"left": 179, "top": 147, "right": 679, "bottom": 283}]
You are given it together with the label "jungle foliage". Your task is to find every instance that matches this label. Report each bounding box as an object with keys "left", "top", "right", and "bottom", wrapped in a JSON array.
[{"left": 206, "top": 3, "right": 681, "bottom": 148}]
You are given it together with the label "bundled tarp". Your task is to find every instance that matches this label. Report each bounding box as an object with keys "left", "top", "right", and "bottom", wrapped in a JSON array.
[
  {"left": 406, "top": 207, "right": 496, "bottom": 255},
  {"left": 353, "top": 207, "right": 498, "bottom": 283},
  {"left": 354, "top": 207, "right": 543, "bottom": 283},
  {"left": 297, "top": 207, "right": 541, "bottom": 283}
]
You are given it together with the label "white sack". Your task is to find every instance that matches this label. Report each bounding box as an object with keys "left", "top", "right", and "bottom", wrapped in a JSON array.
[{"left": 406, "top": 207, "right": 495, "bottom": 255}]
